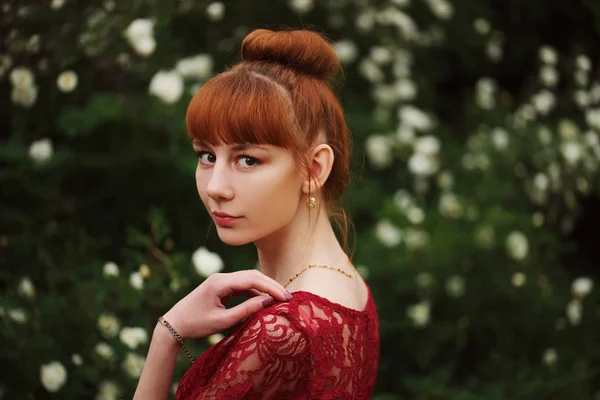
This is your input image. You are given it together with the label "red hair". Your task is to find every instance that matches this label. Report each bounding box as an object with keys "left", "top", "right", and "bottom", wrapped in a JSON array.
[{"left": 186, "top": 28, "right": 354, "bottom": 256}]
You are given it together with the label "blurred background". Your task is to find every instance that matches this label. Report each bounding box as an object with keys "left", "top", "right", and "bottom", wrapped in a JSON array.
[{"left": 2, "top": 0, "right": 600, "bottom": 398}]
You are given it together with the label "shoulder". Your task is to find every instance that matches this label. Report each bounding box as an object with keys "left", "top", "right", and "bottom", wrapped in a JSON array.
[{"left": 235, "top": 300, "right": 310, "bottom": 356}]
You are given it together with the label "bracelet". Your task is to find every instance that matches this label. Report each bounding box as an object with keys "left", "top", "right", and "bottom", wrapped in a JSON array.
[{"left": 158, "top": 316, "right": 195, "bottom": 364}]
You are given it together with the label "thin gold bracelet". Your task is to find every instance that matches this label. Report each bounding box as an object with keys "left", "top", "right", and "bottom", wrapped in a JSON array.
[{"left": 158, "top": 316, "right": 195, "bottom": 364}]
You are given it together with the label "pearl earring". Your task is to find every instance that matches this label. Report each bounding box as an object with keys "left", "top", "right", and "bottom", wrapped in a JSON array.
[{"left": 307, "top": 196, "right": 316, "bottom": 210}]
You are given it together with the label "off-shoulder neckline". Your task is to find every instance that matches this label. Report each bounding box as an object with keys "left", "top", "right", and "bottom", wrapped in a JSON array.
[{"left": 288, "top": 283, "right": 373, "bottom": 316}]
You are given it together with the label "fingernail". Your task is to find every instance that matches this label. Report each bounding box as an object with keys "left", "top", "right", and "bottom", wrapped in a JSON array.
[
  {"left": 284, "top": 291, "right": 294, "bottom": 300},
  {"left": 261, "top": 296, "right": 275, "bottom": 307}
]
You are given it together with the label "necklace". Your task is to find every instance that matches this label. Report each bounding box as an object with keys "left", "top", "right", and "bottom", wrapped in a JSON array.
[{"left": 283, "top": 264, "right": 354, "bottom": 289}]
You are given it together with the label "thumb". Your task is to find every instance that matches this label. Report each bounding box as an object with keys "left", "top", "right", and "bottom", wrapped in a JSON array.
[{"left": 221, "top": 296, "right": 274, "bottom": 326}]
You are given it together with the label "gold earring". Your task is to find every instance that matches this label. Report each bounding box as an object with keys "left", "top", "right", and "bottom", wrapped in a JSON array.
[{"left": 307, "top": 196, "right": 316, "bottom": 210}]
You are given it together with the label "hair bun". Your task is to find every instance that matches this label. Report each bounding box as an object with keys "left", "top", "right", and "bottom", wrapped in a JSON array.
[{"left": 241, "top": 29, "right": 340, "bottom": 81}]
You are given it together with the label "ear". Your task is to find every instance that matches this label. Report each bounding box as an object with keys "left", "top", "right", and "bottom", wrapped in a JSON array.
[{"left": 302, "top": 144, "right": 334, "bottom": 195}]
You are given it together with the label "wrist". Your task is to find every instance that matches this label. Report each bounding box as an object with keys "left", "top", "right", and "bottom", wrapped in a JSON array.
[{"left": 153, "top": 322, "right": 182, "bottom": 351}]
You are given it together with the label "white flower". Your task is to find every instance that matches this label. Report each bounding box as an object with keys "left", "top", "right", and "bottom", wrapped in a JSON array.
[
  {"left": 103, "top": 261, "right": 120, "bottom": 278},
  {"left": 119, "top": 327, "right": 148, "bottom": 350},
  {"left": 396, "top": 124, "right": 415, "bottom": 144},
  {"left": 370, "top": 46, "right": 392, "bottom": 65},
  {"left": 566, "top": 299, "right": 582, "bottom": 325},
  {"left": 8, "top": 308, "right": 27, "bottom": 323},
  {"left": 399, "top": 105, "right": 433, "bottom": 131},
  {"left": 18, "top": 277, "right": 35, "bottom": 300},
  {"left": 542, "top": 348, "right": 558, "bottom": 366},
  {"left": 149, "top": 70, "right": 184, "bottom": 104},
  {"left": 40, "top": 361, "right": 67, "bottom": 393},
  {"left": 395, "top": 79, "right": 417, "bottom": 100},
  {"left": 473, "top": 18, "right": 491, "bottom": 35},
  {"left": 491, "top": 127, "right": 509, "bottom": 150},
  {"left": 377, "top": 7, "right": 418, "bottom": 40},
  {"left": 560, "top": 142, "right": 583, "bottom": 166},
  {"left": 445, "top": 275, "right": 465, "bottom": 298},
  {"left": 571, "top": 277, "right": 593, "bottom": 298},
  {"left": 408, "top": 153, "right": 438, "bottom": 176},
  {"left": 375, "top": 219, "right": 402, "bottom": 247},
  {"left": 407, "top": 301, "right": 431, "bottom": 327},
  {"left": 288, "top": 0, "right": 313, "bottom": 14},
  {"left": 175, "top": 54, "right": 213, "bottom": 80},
  {"left": 406, "top": 206, "right": 425, "bottom": 224},
  {"left": 439, "top": 193, "right": 462, "bottom": 218},
  {"left": 96, "top": 380, "right": 120, "bottom": 400},
  {"left": 29, "top": 138, "right": 53, "bottom": 163},
  {"left": 333, "top": 40, "right": 358, "bottom": 64},
  {"left": 506, "top": 231, "right": 529, "bottom": 261},
  {"left": 123, "top": 19, "right": 156, "bottom": 56},
  {"left": 10, "top": 66, "right": 34, "bottom": 89},
  {"left": 414, "top": 135, "right": 440, "bottom": 155},
  {"left": 533, "top": 173, "right": 549, "bottom": 192},
  {"left": 56, "top": 70, "right": 78, "bottom": 93},
  {"left": 207, "top": 333, "right": 224, "bottom": 346},
  {"left": 532, "top": 90, "right": 555, "bottom": 115},
  {"left": 130, "top": 272, "right": 144, "bottom": 290},
  {"left": 539, "top": 45, "right": 558, "bottom": 65},
  {"left": 192, "top": 247, "right": 224, "bottom": 277},
  {"left": 122, "top": 352, "right": 146, "bottom": 378},
  {"left": 576, "top": 55, "right": 591, "bottom": 71},
  {"left": 539, "top": 65, "right": 559, "bottom": 87},
  {"left": 97, "top": 313, "right": 120, "bottom": 338},
  {"left": 475, "top": 78, "right": 496, "bottom": 110},
  {"left": 358, "top": 59, "right": 384, "bottom": 83},
  {"left": 365, "top": 134, "right": 394, "bottom": 169},
  {"left": 573, "top": 90, "right": 589, "bottom": 108},
  {"left": 425, "top": 0, "right": 453, "bottom": 20},
  {"left": 586, "top": 108, "right": 600, "bottom": 130},
  {"left": 71, "top": 354, "right": 83, "bottom": 366},
  {"left": 11, "top": 85, "right": 38, "bottom": 108},
  {"left": 94, "top": 342, "right": 114, "bottom": 360},
  {"left": 51, "top": 0, "right": 65, "bottom": 9},
  {"left": 205, "top": 2, "right": 225, "bottom": 21},
  {"left": 404, "top": 228, "right": 429, "bottom": 249},
  {"left": 511, "top": 272, "right": 526, "bottom": 287}
]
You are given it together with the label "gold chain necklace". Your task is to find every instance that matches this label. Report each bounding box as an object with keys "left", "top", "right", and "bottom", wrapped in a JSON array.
[{"left": 283, "top": 264, "right": 354, "bottom": 289}]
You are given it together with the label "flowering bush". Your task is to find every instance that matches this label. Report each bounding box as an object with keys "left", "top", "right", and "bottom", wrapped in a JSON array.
[{"left": 2, "top": 0, "right": 600, "bottom": 398}]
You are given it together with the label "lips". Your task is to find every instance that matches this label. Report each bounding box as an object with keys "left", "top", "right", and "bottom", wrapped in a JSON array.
[{"left": 212, "top": 211, "right": 241, "bottom": 227}]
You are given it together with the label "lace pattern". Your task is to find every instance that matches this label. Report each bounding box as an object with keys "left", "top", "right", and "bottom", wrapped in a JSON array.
[{"left": 175, "top": 285, "right": 380, "bottom": 400}]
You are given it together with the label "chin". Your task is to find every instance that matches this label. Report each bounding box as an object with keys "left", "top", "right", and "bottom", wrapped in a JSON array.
[{"left": 216, "top": 230, "right": 255, "bottom": 246}]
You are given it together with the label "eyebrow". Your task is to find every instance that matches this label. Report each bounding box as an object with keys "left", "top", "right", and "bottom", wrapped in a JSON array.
[{"left": 192, "top": 141, "right": 268, "bottom": 152}]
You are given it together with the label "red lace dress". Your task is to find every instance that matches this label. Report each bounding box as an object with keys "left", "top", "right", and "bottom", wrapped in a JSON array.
[{"left": 174, "top": 284, "right": 380, "bottom": 399}]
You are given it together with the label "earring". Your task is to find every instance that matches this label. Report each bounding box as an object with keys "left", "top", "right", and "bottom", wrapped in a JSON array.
[{"left": 307, "top": 196, "right": 316, "bottom": 210}]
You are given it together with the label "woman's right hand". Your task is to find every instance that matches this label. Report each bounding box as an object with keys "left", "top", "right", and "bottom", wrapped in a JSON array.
[{"left": 161, "top": 270, "right": 293, "bottom": 340}]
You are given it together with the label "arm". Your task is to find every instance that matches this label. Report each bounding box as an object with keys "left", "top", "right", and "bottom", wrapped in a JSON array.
[
  {"left": 132, "top": 323, "right": 180, "bottom": 400},
  {"left": 197, "top": 311, "right": 310, "bottom": 400},
  {"left": 133, "top": 271, "right": 293, "bottom": 400}
]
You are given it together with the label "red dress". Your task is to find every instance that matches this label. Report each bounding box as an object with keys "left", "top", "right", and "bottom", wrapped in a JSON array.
[{"left": 174, "top": 284, "right": 380, "bottom": 399}]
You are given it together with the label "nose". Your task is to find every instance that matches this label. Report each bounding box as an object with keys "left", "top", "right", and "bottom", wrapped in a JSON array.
[{"left": 206, "top": 161, "right": 234, "bottom": 202}]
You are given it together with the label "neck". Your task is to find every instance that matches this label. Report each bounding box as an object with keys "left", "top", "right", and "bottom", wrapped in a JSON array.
[{"left": 254, "top": 203, "right": 350, "bottom": 288}]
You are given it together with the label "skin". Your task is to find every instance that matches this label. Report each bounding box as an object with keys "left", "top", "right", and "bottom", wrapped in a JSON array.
[{"left": 133, "top": 141, "right": 359, "bottom": 399}]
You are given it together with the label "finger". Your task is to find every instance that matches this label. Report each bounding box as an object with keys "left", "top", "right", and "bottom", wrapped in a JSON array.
[
  {"left": 220, "top": 296, "right": 275, "bottom": 326},
  {"left": 216, "top": 271, "right": 290, "bottom": 302}
]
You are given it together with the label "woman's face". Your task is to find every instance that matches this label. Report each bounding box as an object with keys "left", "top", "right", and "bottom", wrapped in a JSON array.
[{"left": 193, "top": 141, "right": 306, "bottom": 246}]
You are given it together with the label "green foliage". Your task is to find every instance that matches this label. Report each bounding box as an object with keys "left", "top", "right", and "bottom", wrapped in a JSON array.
[{"left": 2, "top": 0, "right": 600, "bottom": 399}]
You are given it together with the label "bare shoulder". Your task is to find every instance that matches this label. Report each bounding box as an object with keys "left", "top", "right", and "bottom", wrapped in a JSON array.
[{"left": 287, "top": 266, "right": 370, "bottom": 312}]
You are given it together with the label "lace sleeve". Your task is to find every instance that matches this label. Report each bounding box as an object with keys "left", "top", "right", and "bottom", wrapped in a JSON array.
[{"left": 197, "top": 308, "right": 310, "bottom": 399}]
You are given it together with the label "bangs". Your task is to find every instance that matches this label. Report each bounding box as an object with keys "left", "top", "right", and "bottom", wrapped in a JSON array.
[{"left": 186, "top": 71, "right": 300, "bottom": 148}]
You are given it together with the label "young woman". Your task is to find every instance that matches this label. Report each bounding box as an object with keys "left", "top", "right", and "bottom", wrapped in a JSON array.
[{"left": 134, "top": 28, "right": 380, "bottom": 399}]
